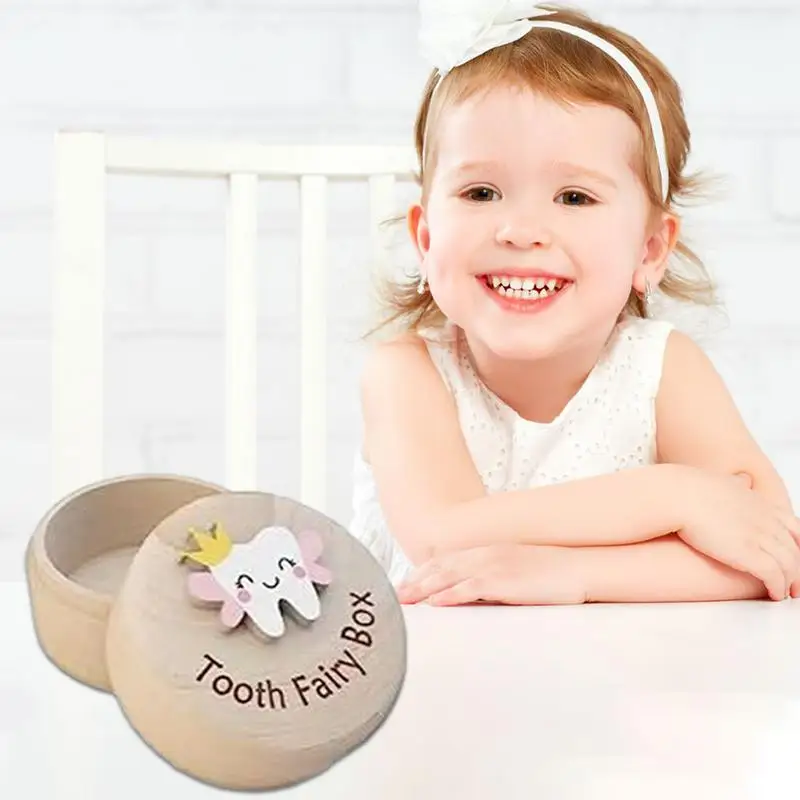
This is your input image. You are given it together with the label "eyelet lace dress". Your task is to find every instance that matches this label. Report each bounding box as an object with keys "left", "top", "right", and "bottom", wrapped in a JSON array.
[{"left": 348, "top": 314, "right": 675, "bottom": 585}]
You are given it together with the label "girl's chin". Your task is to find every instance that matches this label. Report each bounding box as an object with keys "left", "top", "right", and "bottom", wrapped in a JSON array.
[{"left": 468, "top": 327, "right": 569, "bottom": 362}]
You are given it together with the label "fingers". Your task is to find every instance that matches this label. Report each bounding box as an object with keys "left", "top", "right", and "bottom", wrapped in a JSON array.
[
  {"left": 770, "top": 517, "right": 800, "bottom": 567},
  {"left": 397, "top": 548, "right": 493, "bottom": 604},
  {"left": 398, "top": 560, "right": 440, "bottom": 592},
  {"left": 779, "top": 513, "right": 800, "bottom": 546},
  {"left": 425, "top": 577, "right": 485, "bottom": 606},
  {"left": 763, "top": 534, "right": 800, "bottom": 598},
  {"left": 753, "top": 509, "right": 800, "bottom": 600},
  {"left": 752, "top": 542, "right": 790, "bottom": 601},
  {"left": 396, "top": 561, "right": 462, "bottom": 604},
  {"left": 786, "top": 522, "right": 800, "bottom": 589},
  {"left": 773, "top": 513, "right": 800, "bottom": 596}
]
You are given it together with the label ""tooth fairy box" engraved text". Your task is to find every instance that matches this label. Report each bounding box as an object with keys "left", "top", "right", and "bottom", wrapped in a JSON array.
[{"left": 195, "top": 590, "right": 377, "bottom": 709}]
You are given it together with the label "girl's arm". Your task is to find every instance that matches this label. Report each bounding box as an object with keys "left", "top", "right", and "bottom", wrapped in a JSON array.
[
  {"left": 397, "top": 535, "right": 768, "bottom": 605},
  {"left": 577, "top": 533, "right": 767, "bottom": 603},
  {"left": 361, "top": 335, "right": 688, "bottom": 565},
  {"left": 655, "top": 329, "right": 794, "bottom": 511},
  {"left": 572, "top": 330, "right": 792, "bottom": 604}
]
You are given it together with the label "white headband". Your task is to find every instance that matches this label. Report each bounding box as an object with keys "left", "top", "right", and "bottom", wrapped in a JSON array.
[{"left": 419, "top": 2, "right": 669, "bottom": 202}]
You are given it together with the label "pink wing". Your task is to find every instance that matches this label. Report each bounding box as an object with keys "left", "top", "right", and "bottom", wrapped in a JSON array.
[
  {"left": 187, "top": 571, "right": 229, "bottom": 602},
  {"left": 308, "top": 562, "right": 333, "bottom": 585},
  {"left": 297, "top": 529, "right": 324, "bottom": 561},
  {"left": 297, "top": 529, "right": 333, "bottom": 585},
  {"left": 220, "top": 599, "right": 245, "bottom": 628},
  {"left": 187, "top": 572, "right": 245, "bottom": 629}
]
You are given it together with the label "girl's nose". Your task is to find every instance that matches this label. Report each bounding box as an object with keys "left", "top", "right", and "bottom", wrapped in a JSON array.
[{"left": 495, "top": 215, "right": 552, "bottom": 248}]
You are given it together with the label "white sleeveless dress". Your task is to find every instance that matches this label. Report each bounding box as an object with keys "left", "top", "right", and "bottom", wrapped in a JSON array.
[{"left": 348, "top": 314, "right": 675, "bottom": 585}]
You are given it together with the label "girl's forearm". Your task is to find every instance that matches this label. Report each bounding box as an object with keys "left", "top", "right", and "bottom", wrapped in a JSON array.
[
  {"left": 427, "top": 463, "right": 689, "bottom": 556},
  {"left": 577, "top": 534, "right": 767, "bottom": 603}
]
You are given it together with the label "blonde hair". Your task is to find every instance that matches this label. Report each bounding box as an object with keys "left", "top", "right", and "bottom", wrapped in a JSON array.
[{"left": 367, "top": 3, "right": 722, "bottom": 338}]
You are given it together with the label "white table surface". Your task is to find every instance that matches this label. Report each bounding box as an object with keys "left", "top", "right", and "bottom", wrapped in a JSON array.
[{"left": 2, "top": 579, "right": 800, "bottom": 800}]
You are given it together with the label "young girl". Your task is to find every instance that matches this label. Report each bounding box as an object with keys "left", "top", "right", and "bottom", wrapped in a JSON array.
[{"left": 349, "top": 3, "right": 800, "bottom": 606}]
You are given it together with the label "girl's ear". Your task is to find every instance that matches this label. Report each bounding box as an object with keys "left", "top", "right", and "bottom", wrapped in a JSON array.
[
  {"left": 407, "top": 203, "right": 431, "bottom": 260},
  {"left": 634, "top": 210, "right": 680, "bottom": 293}
]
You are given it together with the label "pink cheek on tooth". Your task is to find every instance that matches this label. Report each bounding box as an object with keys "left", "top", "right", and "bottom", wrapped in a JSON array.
[
  {"left": 293, "top": 565, "right": 306, "bottom": 579},
  {"left": 237, "top": 589, "right": 251, "bottom": 603}
]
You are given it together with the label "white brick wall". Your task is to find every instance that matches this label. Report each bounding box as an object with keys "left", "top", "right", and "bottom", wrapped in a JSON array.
[{"left": 1, "top": 0, "right": 799, "bottom": 580}]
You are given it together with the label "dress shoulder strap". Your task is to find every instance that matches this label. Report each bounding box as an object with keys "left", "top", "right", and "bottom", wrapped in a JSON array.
[
  {"left": 608, "top": 315, "right": 675, "bottom": 401},
  {"left": 416, "top": 322, "right": 470, "bottom": 396}
]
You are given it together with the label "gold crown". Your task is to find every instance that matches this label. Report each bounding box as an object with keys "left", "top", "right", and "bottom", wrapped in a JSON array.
[{"left": 182, "top": 522, "right": 232, "bottom": 567}]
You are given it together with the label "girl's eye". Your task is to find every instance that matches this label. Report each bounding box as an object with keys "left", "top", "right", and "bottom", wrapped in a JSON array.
[
  {"left": 235, "top": 573, "right": 253, "bottom": 588},
  {"left": 277, "top": 557, "right": 296, "bottom": 571},
  {"left": 463, "top": 186, "right": 499, "bottom": 202},
  {"left": 557, "top": 190, "right": 595, "bottom": 206}
]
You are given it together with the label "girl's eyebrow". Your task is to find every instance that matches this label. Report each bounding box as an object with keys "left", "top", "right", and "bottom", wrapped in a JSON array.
[
  {"left": 549, "top": 161, "right": 619, "bottom": 189},
  {"left": 443, "top": 159, "right": 504, "bottom": 178},
  {"left": 442, "top": 159, "right": 619, "bottom": 189}
]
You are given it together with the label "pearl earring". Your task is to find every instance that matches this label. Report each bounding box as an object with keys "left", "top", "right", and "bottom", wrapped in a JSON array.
[{"left": 417, "top": 274, "right": 427, "bottom": 295}]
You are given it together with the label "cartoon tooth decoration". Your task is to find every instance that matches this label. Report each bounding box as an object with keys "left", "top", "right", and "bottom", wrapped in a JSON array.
[{"left": 182, "top": 522, "right": 333, "bottom": 638}]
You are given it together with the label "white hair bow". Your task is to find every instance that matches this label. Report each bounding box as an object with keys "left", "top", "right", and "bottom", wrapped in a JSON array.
[
  {"left": 419, "top": 1, "right": 556, "bottom": 76},
  {"left": 417, "top": 0, "right": 669, "bottom": 202}
]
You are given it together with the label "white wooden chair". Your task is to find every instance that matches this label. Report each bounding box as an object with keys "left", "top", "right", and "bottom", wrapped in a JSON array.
[{"left": 52, "top": 131, "right": 417, "bottom": 513}]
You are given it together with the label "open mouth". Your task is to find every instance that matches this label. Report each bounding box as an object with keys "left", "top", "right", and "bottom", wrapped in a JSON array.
[{"left": 481, "top": 274, "right": 571, "bottom": 301}]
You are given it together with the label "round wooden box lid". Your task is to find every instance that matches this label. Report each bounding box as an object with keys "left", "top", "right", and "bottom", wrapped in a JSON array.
[{"left": 105, "top": 490, "right": 407, "bottom": 791}]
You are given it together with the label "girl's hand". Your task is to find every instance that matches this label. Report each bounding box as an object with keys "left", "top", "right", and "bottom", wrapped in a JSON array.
[
  {"left": 677, "top": 467, "right": 800, "bottom": 601},
  {"left": 731, "top": 472, "right": 800, "bottom": 600},
  {"left": 395, "top": 544, "right": 587, "bottom": 607}
]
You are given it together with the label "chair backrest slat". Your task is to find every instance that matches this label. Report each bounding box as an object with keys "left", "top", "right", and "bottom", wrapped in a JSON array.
[
  {"left": 224, "top": 173, "right": 260, "bottom": 491},
  {"left": 299, "top": 175, "right": 328, "bottom": 511},
  {"left": 104, "top": 137, "right": 415, "bottom": 179},
  {"left": 53, "top": 132, "right": 107, "bottom": 500},
  {"left": 52, "top": 131, "right": 417, "bottom": 513}
]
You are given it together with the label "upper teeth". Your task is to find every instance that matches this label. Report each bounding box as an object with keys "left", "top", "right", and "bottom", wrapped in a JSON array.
[{"left": 489, "top": 276, "right": 562, "bottom": 290}]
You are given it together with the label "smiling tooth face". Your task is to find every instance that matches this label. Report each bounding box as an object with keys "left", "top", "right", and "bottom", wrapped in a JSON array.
[
  {"left": 184, "top": 522, "right": 334, "bottom": 638},
  {"left": 208, "top": 526, "right": 322, "bottom": 637}
]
